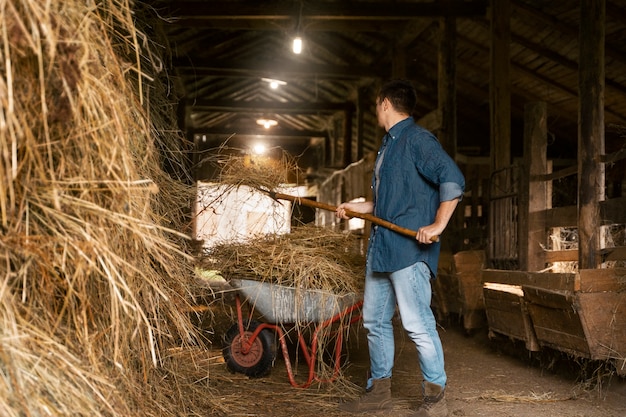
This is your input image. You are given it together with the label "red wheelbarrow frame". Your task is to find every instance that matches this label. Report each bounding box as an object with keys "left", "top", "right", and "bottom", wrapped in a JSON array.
[{"left": 232, "top": 293, "right": 363, "bottom": 388}]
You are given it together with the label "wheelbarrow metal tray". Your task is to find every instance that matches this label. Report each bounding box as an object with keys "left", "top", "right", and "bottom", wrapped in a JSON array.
[{"left": 229, "top": 278, "right": 360, "bottom": 324}]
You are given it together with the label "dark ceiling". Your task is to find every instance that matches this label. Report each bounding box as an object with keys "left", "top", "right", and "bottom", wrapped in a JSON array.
[{"left": 149, "top": 0, "right": 626, "bottom": 180}]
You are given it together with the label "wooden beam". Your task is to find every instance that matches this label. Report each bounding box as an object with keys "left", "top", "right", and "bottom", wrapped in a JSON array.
[
  {"left": 544, "top": 249, "right": 578, "bottom": 263},
  {"left": 531, "top": 197, "right": 626, "bottom": 229},
  {"left": 191, "top": 127, "right": 327, "bottom": 138},
  {"left": 519, "top": 102, "right": 549, "bottom": 271},
  {"left": 475, "top": 19, "right": 626, "bottom": 102},
  {"left": 512, "top": 0, "right": 626, "bottom": 68},
  {"left": 458, "top": 34, "right": 626, "bottom": 126},
  {"left": 185, "top": 99, "right": 355, "bottom": 114},
  {"left": 165, "top": 1, "right": 489, "bottom": 23},
  {"left": 438, "top": 16, "right": 457, "bottom": 156},
  {"left": 173, "top": 58, "right": 385, "bottom": 80},
  {"left": 482, "top": 269, "right": 578, "bottom": 291},
  {"left": 343, "top": 108, "right": 354, "bottom": 167},
  {"left": 392, "top": 39, "right": 407, "bottom": 79},
  {"left": 489, "top": 0, "right": 511, "bottom": 171},
  {"left": 578, "top": 0, "right": 605, "bottom": 269},
  {"left": 545, "top": 247, "right": 626, "bottom": 264},
  {"left": 579, "top": 268, "right": 626, "bottom": 292},
  {"left": 356, "top": 87, "right": 367, "bottom": 161}
]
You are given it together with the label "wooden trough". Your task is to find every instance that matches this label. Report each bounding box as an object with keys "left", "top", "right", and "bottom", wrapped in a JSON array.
[
  {"left": 483, "top": 281, "right": 539, "bottom": 351},
  {"left": 433, "top": 250, "right": 487, "bottom": 333},
  {"left": 482, "top": 268, "right": 626, "bottom": 375}
]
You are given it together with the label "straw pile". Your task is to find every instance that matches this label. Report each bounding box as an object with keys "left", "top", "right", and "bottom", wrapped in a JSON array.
[
  {"left": 0, "top": 1, "right": 208, "bottom": 416},
  {"left": 199, "top": 143, "right": 303, "bottom": 191},
  {"left": 203, "top": 224, "right": 365, "bottom": 295}
]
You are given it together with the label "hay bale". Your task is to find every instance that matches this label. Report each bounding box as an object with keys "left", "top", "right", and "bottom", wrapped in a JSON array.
[{"left": 0, "top": 1, "right": 206, "bottom": 416}]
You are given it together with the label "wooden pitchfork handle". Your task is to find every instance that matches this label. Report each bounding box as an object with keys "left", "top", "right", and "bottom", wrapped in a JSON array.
[{"left": 269, "top": 191, "right": 439, "bottom": 242}]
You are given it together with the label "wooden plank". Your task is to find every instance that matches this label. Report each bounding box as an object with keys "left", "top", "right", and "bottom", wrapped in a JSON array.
[
  {"left": 523, "top": 286, "right": 575, "bottom": 309},
  {"left": 454, "top": 251, "right": 487, "bottom": 330},
  {"left": 432, "top": 272, "right": 461, "bottom": 318},
  {"left": 601, "top": 146, "right": 626, "bottom": 164},
  {"left": 484, "top": 288, "right": 539, "bottom": 350},
  {"left": 579, "top": 268, "right": 626, "bottom": 293},
  {"left": 524, "top": 286, "right": 590, "bottom": 357},
  {"left": 540, "top": 205, "right": 577, "bottom": 229},
  {"left": 577, "top": 0, "right": 605, "bottom": 269},
  {"left": 577, "top": 291, "right": 626, "bottom": 359},
  {"left": 604, "top": 246, "right": 626, "bottom": 262},
  {"left": 454, "top": 250, "right": 486, "bottom": 273},
  {"left": 532, "top": 197, "right": 626, "bottom": 229},
  {"left": 544, "top": 249, "right": 578, "bottom": 263},
  {"left": 482, "top": 269, "right": 579, "bottom": 291},
  {"left": 484, "top": 289, "right": 526, "bottom": 340},
  {"left": 531, "top": 164, "right": 577, "bottom": 182}
]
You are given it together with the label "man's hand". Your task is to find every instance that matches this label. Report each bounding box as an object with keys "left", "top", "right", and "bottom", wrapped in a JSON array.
[
  {"left": 416, "top": 198, "right": 460, "bottom": 244},
  {"left": 416, "top": 225, "right": 443, "bottom": 244},
  {"left": 335, "top": 201, "right": 374, "bottom": 220}
]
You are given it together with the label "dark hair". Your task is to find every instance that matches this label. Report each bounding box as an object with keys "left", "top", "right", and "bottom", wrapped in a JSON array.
[{"left": 377, "top": 79, "right": 417, "bottom": 115}]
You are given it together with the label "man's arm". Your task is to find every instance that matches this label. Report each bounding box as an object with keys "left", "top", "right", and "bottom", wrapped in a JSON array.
[
  {"left": 335, "top": 201, "right": 374, "bottom": 220},
  {"left": 416, "top": 198, "right": 460, "bottom": 244}
]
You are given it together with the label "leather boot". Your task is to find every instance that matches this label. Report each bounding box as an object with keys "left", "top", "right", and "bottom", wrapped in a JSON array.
[
  {"left": 339, "top": 377, "right": 394, "bottom": 414},
  {"left": 410, "top": 381, "right": 448, "bottom": 417}
]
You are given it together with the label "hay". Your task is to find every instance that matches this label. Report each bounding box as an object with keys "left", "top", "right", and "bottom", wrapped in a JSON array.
[
  {"left": 200, "top": 144, "right": 303, "bottom": 192},
  {"left": 202, "top": 224, "right": 365, "bottom": 295},
  {"left": 470, "top": 390, "right": 574, "bottom": 403},
  {"left": 198, "top": 224, "right": 365, "bottom": 387},
  {"left": 548, "top": 224, "right": 626, "bottom": 272},
  {"left": 0, "top": 1, "right": 210, "bottom": 416}
]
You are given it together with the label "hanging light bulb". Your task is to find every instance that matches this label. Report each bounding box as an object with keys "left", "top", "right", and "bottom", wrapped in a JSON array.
[
  {"left": 261, "top": 78, "right": 287, "bottom": 89},
  {"left": 256, "top": 118, "right": 278, "bottom": 129},
  {"left": 252, "top": 143, "right": 267, "bottom": 155},
  {"left": 292, "top": 36, "right": 302, "bottom": 54},
  {"left": 293, "top": 1, "right": 304, "bottom": 55}
]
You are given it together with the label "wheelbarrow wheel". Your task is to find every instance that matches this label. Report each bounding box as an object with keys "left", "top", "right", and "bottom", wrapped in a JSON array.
[{"left": 223, "top": 320, "right": 276, "bottom": 377}]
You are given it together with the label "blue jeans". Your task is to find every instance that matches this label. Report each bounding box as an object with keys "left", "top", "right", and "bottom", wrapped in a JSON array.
[{"left": 363, "top": 260, "right": 447, "bottom": 389}]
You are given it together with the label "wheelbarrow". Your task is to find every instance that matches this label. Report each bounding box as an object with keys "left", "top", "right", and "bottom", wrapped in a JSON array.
[{"left": 222, "top": 278, "right": 363, "bottom": 388}]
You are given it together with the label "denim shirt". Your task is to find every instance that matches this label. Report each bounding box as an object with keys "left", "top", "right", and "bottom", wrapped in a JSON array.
[{"left": 367, "top": 117, "right": 465, "bottom": 275}]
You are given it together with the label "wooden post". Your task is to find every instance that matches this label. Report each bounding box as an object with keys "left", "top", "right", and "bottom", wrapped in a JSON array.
[
  {"left": 342, "top": 109, "right": 354, "bottom": 167},
  {"left": 519, "top": 102, "right": 549, "bottom": 271},
  {"left": 392, "top": 39, "right": 407, "bottom": 79},
  {"left": 489, "top": 0, "right": 511, "bottom": 172},
  {"left": 578, "top": 0, "right": 605, "bottom": 269},
  {"left": 356, "top": 87, "right": 366, "bottom": 161},
  {"left": 438, "top": 16, "right": 457, "bottom": 157}
]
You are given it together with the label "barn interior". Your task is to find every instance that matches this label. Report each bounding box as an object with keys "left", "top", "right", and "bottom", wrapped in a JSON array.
[
  {"left": 1, "top": 0, "right": 625, "bottom": 416},
  {"left": 155, "top": 0, "right": 626, "bottom": 376}
]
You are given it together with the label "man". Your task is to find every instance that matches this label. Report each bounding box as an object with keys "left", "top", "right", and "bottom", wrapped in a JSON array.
[{"left": 336, "top": 79, "right": 464, "bottom": 417}]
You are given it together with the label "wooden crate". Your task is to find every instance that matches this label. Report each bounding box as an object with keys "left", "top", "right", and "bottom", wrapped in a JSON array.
[
  {"left": 454, "top": 250, "right": 487, "bottom": 331},
  {"left": 482, "top": 269, "right": 570, "bottom": 351},
  {"left": 524, "top": 269, "right": 626, "bottom": 368},
  {"left": 432, "top": 252, "right": 461, "bottom": 321},
  {"left": 523, "top": 286, "right": 589, "bottom": 357},
  {"left": 483, "top": 284, "right": 539, "bottom": 351}
]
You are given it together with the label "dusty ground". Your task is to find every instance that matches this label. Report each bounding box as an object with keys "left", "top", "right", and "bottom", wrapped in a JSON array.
[{"left": 195, "top": 298, "right": 626, "bottom": 417}]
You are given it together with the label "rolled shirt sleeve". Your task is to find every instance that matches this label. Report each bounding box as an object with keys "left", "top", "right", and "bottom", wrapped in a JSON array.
[{"left": 440, "top": 181, "right": 464, "bottom": 202}]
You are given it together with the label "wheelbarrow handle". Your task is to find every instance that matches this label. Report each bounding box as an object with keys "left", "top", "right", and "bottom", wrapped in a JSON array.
[{"left": 269, "top": 191, "right": 439, "bottom": 242}]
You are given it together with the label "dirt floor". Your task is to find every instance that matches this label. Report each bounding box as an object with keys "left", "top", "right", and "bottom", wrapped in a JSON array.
[{"left": 195, "top": 296, "right": 626, "bottom": 417}]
